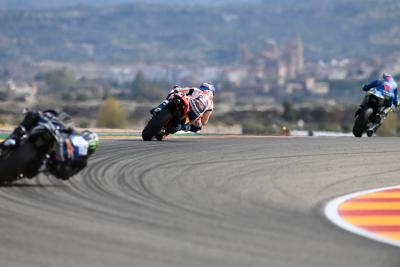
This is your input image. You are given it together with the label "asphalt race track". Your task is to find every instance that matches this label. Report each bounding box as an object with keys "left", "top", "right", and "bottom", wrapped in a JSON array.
[{"left": 1, "top": 137, "right": 400, "bottom": 267}]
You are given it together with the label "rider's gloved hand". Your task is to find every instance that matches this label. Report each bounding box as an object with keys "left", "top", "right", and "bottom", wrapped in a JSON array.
[
  {"left": 65, "top": 126, "right": 74, "bottom": 134},
  {"left": 361, "top": 84, "right": 367, "bottom": 91}
]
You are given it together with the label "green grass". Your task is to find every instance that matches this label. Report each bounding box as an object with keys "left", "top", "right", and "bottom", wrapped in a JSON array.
[{"left": 0, "top": 133, "right": 9, "bottom": 138}]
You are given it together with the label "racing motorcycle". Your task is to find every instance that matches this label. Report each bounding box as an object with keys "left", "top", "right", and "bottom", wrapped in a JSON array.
[
  {"left": 352, "top": 89, "right": 392, "bottom": 137},
  {"left": 142, "top": 92, "right": 190, "bottom": 141},
  {"left": 0, "top": 112, "right": 66, "bottom": 184}
]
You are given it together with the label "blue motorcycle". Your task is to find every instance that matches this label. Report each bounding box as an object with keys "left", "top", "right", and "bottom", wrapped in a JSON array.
[{"left": 353, "top": 89, "right": 392, "bottom": 137}]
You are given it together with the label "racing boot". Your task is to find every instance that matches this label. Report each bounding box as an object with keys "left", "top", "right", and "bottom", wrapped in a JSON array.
[{"left": 150, "top": 100, "right": 168, "bottom": 115}]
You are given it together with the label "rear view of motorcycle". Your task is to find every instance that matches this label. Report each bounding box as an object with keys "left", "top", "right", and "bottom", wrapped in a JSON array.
[
  {"left": 142, "top": 92, "right": 190, "bottom": 141},
  {"left": 353, "top": 89, "right": 391, "bottom": 137}
]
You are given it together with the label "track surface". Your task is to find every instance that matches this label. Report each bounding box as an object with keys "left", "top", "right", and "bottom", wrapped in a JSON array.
[{"left": 1, "top": 137, "right": 400, "bottom": 267}]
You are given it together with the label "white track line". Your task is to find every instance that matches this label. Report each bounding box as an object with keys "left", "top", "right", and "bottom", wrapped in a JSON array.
[{"left": 324, "top": 185, "right": 400, "bottom": 248}]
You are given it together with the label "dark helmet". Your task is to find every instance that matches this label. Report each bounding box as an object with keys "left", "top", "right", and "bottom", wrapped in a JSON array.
[
  {"left": 57, "top": 112, "right": 74, "bottom": 127},
  {"left": 82, "top": 130, "right": 99, "bottom": 154},
  {"left": 382, "top": 73, "right": 393, "bottom": 81},
  {"left": 43, "top": 110, "right": 74, "bottom": 128},
  {"left": 43, "top": 109, "right": 59, "bottom": 118},
  {"left": 199, "top": 83, "right": 216, "bottom": 95}
]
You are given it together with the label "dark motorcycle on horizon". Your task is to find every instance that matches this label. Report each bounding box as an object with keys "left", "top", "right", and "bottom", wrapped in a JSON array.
[
  {"left": 352, "top": 89, "right": 392, "bottom": 137},
  {"left": 142, "top": 92, "right": 190, "bottom": 141}
]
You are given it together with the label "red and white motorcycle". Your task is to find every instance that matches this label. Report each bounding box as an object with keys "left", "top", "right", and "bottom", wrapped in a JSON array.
[{"left": 142, "top": 92, "right": 191, "bottom": 141}]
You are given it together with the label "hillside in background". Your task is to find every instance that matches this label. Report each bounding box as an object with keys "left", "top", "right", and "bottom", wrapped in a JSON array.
[{"left": 0, "top": 0, "right": 398, "bottom": 65}]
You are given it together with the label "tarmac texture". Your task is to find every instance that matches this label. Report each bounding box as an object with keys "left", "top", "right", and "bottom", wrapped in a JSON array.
[{"left": 0, "top": 137, "right": 400, "bottom": 267}]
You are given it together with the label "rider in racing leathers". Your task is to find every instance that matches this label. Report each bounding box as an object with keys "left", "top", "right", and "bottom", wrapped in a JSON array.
[
  {"left": 150, "top": 83, "right": 215, "bottom": 133},
  {"left": 359, "top": 73, "right": 398, "bottom": 112},
  {"left": 48, "top": 129, "right": 99, "bottom": 180},
  {"left": 357, "top": 73, "right": 399, "bottom": 130}
]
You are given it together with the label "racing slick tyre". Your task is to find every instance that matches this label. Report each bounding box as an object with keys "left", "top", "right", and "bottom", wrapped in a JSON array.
[
  {"left": 155, "top": 133, "right": 164, "bottom": 141},
  {"left": 142, "top": 110, "right": 173, "bottom": 141},
  {"left": 0, "top": 142, "right": 38, "bottom": 184},
  {"left": 352, "top": 108, "right": 373, "bottom": 138}
]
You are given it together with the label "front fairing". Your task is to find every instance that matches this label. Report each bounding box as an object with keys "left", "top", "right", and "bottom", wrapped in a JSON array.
[{"left": 367, "top": 89, "right": 385, "bottom": 99}]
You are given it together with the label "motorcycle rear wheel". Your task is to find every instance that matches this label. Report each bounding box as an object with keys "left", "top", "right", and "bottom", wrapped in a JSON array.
[
  {"left": 142, "top": 110, "right": 173, "bottom": 141},
  {"left": 155, "top": 133, "right": 165, "bottom": 141}
]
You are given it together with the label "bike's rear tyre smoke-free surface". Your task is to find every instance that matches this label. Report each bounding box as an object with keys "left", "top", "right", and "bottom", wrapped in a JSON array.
[{"left": 142, "top": 110, "right": 173, "bottom": 141}]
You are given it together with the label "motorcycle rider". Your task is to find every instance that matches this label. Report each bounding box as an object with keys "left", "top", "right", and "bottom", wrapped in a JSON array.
[
  {"left": 357, "top": 73, "right": 398, "bottom": 131},
  {"left": 2, "top": 109, "right": 70, "bottom": 147},
  {"left": 1, "top": 110, "right": 99, "bottom": 180},
  {"left": 150, "top": 83, "right": 215, "bottom": 133},
  {"left": 362, "top": 73, "right": 398, "bottom": 105},
  {"left": 49, "top": 130, "right": 99, "bottom": 180}
]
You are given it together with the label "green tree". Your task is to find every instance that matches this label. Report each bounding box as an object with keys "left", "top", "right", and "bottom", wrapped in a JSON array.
[
  {"left": 131, "top": 71, "right": 164, "bottom": 101},
  {"left": 76, "top": 92, "right": 89, "bottom": 102},
  {"left": 132, "top": 71, "right": 147, "bottom": 96},
  {"left": 97, "top": 96, "right": 128, "bottom": 128},
  {"left": 282, "top": 100, "right": 297, "bottom": 121},
  {"left": 44, "top": 68, "right": 76, "bottom": 92},
  {"left": 61, "top": 91, "right": 73, "bottom": 101}
]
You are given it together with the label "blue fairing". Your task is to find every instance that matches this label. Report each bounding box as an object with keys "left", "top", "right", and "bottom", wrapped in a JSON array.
[{"left": 364, "top": 79, "right": 398, "bottom": 106}]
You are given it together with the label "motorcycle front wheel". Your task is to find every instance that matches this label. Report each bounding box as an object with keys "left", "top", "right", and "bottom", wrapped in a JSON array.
[
  {"left": 352, "top": 108, "right": 373, "bottom": 138},
  {"left": 0, "top": 142, "right": 38, "bottom": 184}
]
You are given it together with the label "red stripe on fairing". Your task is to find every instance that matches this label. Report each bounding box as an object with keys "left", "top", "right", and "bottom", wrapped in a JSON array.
[
  {"left": 346, "top": 198, "right": 400, "bottom": 203},
  {"left": 361, "top": 226, "right": 400, "bottom": 232},
  {"left": 340, "top": 210, "right": 400, "bottom": 216}
]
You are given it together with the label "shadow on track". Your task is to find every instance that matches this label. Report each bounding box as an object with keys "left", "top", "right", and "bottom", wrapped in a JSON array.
[
  {"left": 0, "top": 182, "right": 64, "bottom": 188},
  {"left": 113, "top": 139, "right": 197, "bottom": 143}
]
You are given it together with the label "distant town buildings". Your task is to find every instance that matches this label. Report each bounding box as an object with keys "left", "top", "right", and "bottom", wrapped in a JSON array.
[
  {"left": 0, "top": 79, "right": 38, "bottom": 104},
  {"left": 0, "top": 36, "right": 398, "bottom": 112},
  {"left": 233, "top": 37, "right": 327, "bottom": 98}
]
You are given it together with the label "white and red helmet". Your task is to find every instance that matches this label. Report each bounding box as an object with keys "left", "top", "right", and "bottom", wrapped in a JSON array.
[{"left": 199, "top": 83, "right": 216, "bottom": 95}]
